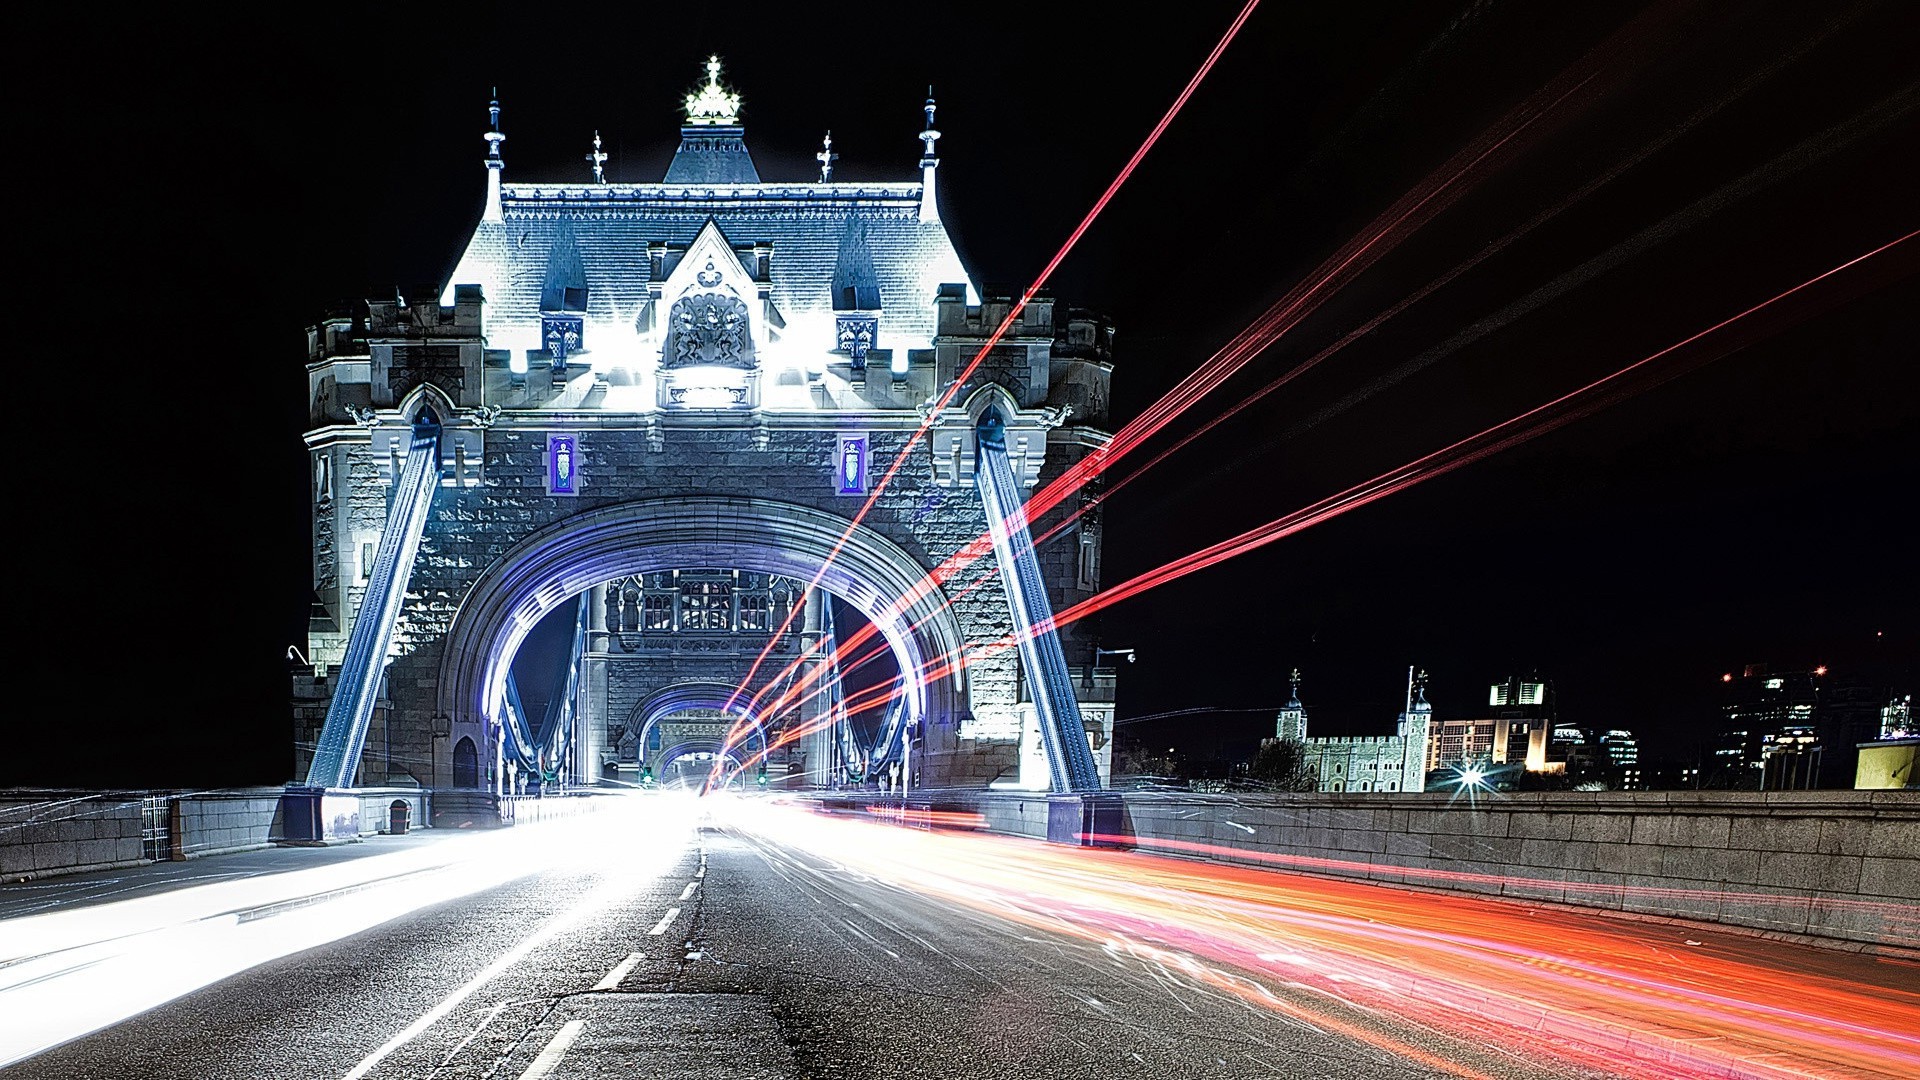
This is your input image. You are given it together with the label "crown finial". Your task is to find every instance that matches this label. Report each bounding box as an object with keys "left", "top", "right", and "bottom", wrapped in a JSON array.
[
  {"left": 586, "top": 129, "right": 608, "bottom": 184},
  {"left": 684, "top": 56, "right": 742, "bottom": 126},
  {"left": 1290, "top": 667, "right": 1302, "bottom": 699},
  {"left": 816, "top": 131, "right": 838, "bottom": 182}
]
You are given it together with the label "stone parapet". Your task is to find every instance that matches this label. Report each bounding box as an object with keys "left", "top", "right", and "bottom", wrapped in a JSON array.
[{"left": 832, "top": 789, "right": 1919, "bottom": 951}]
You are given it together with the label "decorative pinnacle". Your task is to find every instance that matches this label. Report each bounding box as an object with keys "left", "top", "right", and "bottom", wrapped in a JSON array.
[
  {"left": 586, "top": 129, "right": 608, "bottom": 184},
  {"left": 918, "top": 89, "right": 941, "bottom": 164},
  {"left": 816, "top": 130, "right": 838, "bottom": 182},
  {"left": 484, "top": 89, "right": 505, "bottom": 166},
  {"left": 683, "top": 55, "right": 742, "bottom": 126},
  {"left": 1289, "top": 667, "right": 1302, "bottom": 701}
]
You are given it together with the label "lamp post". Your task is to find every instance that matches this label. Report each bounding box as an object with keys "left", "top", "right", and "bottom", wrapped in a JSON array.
[{"left": 1085, "top": 647, "right": 1135, "bottom": 688}]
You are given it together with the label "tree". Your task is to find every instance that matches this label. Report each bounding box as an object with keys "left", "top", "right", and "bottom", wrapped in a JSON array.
[{"left": 1249, "top": 738, "right": 1319, "bottom": 792}]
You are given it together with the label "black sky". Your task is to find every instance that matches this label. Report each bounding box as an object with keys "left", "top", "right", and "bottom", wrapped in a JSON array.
[{"left": 14, "top": 0, "right": 1916, "bottom": 788}]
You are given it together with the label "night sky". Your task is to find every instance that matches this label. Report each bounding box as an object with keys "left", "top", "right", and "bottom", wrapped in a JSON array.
[{"left": 16, "top": 1, "right": 1914, "bottom": 788}]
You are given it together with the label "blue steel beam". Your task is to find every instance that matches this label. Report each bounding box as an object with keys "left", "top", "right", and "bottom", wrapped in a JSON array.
[
  {"left": 974, "top": 409, "right": 1102, "bottom": 792},
  {"left": 305, "top": 421, "right": 442, "bottom": 789}
]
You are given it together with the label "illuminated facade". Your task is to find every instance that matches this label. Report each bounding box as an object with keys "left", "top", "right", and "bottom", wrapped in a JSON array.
[
  {"left": 294, "top": 60, "right": 1117, "bottom": 798},
  {"left": 1711, "top": 666, "right": 1819, "bottom": 789},
  {"left": 1282, "top": 669, "right": 1432, "bottom": 794}
]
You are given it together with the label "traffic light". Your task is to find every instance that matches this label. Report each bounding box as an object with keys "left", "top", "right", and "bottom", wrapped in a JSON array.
[
  {"left": 640, "top": 765, "right": 653, "bottom": 783},
  {"left": 756, "top": 766, "right": 768, "bottom": 786}
]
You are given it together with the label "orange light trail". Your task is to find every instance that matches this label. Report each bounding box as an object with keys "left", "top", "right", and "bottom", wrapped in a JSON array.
[{"left": 724, "top": 800, "right": 1920, "bottom": 1079}]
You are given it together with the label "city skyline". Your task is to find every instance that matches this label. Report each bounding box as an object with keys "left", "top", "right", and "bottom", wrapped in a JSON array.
[{"left": 14, "top": 0, "right": 1916, "bottom": 788}]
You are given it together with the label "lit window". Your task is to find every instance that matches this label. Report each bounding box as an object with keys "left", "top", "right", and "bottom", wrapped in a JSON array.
[
  {"left": 679, "top": 579, "right": 734, "bottom": 632},
  {"left": 739, "top": 592, "right": 770, "bottom": 633},
  {"left": 643, "top": 593, "right": 673, "bottom": 632}
]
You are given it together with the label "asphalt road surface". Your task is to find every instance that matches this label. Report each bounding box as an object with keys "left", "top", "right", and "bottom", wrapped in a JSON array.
[{"left": 4, "top": 795, "right": 1915, "bottom": 1079}]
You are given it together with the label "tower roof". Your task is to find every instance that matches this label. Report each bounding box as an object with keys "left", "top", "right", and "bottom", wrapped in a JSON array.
[
  {"left": 442, "top": 65, "right": 977, "bottom": 356},
  {"left": 665, "top": 56, "right": 759, "bottom": 184}
]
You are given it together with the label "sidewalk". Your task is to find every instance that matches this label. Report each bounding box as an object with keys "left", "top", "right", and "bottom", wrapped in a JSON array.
[{"left": 0, "top": 829, "right": 467, "bottom": 922}]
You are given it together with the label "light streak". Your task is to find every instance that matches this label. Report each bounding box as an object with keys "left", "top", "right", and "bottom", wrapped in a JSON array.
[
  {"left": 0, "top": 795, "right": 695, "bottom": 1069},
  {"left": 722, "top": 800, "right": 1920, "bottom": 1079},
  {"left": 704, "top": 0, "right": 1267, "bottom": 789},
  {"left": 1041, "top": 229, "right": 1917, "bottom": 633},
  {"left": 719, "top": 5, "right": 1689, "bottom": 763},
  {"left": 1083, "top": 4, "right": 1877, "bottom": 515},
  {"left": 724, "top": 229, "right": 1914, "bottom": 777}
]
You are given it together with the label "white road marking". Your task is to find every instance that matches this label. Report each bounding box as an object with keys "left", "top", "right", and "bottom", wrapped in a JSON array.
[
  {"left": 648, "top": 907, "right": 682, "bottom": 936},
  {"left": 437, "top": 1001, "right": 509, "bottom": 1068},
  {"left": 592, "top": 952, "right": 643, "bottom": 991},
  {"left": 679, "top": 881, "right": 698, "bottom": 901},
  {"left": 516, "top": 1019, "right": 586, "bottom": 1080},
  {"left": 343, "top": 910, "right": 588, "bottom": 1079}
]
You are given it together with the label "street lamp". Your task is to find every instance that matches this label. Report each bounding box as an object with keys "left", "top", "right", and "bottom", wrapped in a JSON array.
[{"left": 1085, "top": 647, "right": 1136, "bottom": 688}]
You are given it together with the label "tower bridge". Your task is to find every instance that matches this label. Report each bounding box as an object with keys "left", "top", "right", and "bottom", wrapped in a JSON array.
[{"left": 292, "top": 61, "right": 1120, "bottom": 815}]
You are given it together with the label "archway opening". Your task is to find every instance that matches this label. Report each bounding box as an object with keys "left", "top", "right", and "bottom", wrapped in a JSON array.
[
  {"left": 439, "top": 497, "right": 971, "bottom": 798},
  {"left": 506, "top": 564, "right": 907, "bottom": 789}
]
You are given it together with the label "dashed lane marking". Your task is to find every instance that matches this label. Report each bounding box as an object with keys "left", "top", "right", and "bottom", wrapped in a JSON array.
[
  {"left": 648, "top": 907, "right": 682, "bottom": 936},
  {"left": 516, "top": 1019, "right": 585, "bottom": 1080},
  {"left": 592, "top": 952, "right": 643, "bottom": 991},
  {"left": 679, "top": 881, "right": 698, "bottom": 901}
]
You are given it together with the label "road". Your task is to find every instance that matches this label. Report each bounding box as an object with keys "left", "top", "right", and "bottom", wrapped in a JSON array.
[{"left": 4, "top": 794, "right": 1915, "bottom": 1079}]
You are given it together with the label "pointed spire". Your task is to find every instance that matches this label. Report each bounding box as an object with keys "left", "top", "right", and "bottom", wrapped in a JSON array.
[
  {"left": 483, "top": 89, "right": 506, "bottom": 223},
  {"left": 816, "top": 131, "right": 838, "bottom": 183},
  {"left": 586, "top": 129, "right": 608, "bottom": 184},
  {"left": 917, "top": 88, "right": 941, "bottom": 223}
]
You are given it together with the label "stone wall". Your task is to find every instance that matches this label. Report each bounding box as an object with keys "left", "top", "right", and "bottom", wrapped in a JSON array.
[
  {"left": 0, "top": 793, "right": 148, "bottom": 880},
  {"left": 866, "top": 789, "right": 1920, "bottom": 950},
  {"left": 2, "top": 788, "right": 433, "bottom": 881},
  {"left": 172, "top": 789, "right": 287, "bottom": 858}
]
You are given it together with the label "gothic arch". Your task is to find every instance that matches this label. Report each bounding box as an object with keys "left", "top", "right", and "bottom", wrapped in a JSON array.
[
  {"left": 398, "top": 382, "right": 457, "bottom": 428},
  {"left": 436, "top": 496, "right": 966, "bottom": 745},
  {"left": 625, "top": 680, "right": 767, "bottom": 764}
]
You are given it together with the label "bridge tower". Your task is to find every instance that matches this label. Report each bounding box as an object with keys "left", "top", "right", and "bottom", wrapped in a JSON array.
[{"left": 295, "top": 62, "right": 1119, "bottom": 805}]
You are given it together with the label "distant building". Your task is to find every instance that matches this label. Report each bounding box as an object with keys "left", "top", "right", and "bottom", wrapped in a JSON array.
[
  {"left": 1880, "top": 695, "right": 1914, "bottom": 740},
  {"left": 1425, "top": 675, "right": 1549, "bottom": 774},
  {"left": 1711, "top": 665, "right": 1819, "bottom": 789},
  {"left": 1597, "top": 729, "right": 1644, "bottom": 790},
  {"left": 1644, "top": 758, "right": 1702, "bottom": 790},
  {"left": 1818, "top": 679, "right": 1894, "bottom": 788},
  {"left": 1284, "top": 668, "right": 1432, "bottom": 794}
]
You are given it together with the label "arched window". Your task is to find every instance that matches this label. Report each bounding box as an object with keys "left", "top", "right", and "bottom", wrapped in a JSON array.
[{"left": 452, "top": 736, "right": 480, "bottom": 788}]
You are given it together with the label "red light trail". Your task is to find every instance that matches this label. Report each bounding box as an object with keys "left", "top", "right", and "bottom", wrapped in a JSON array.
[
  {"left": 719, "top": 228, "right": 1914, "bottom": 782},
  {"left": 1041, "top": 228, "right": 1917, "bottom": 632},
  {"left": 705, "top": 0, "right": 1266, "bottom": 787},
  {"left": 729, "top": 801, "right": 1920, "bottom": 1079},
  {"left": 719, "top": 4, "right": 1692, "bottom": 760}
]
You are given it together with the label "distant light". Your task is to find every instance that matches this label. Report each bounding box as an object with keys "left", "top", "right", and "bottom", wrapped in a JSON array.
[
  {"left": 1721, "top": 673, "right": 1734, "bottom": 683},
  {"left": 1461, "top": 767, "right": 1485, "bottom": 786},
  {"left": 1814, "top": 665, "right": 1828, "bottom": 676}
]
